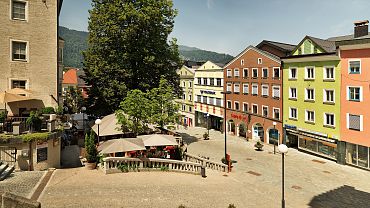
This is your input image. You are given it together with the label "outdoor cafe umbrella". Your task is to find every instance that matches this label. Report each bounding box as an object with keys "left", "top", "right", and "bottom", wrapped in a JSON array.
[
  {"left": 99, "top": 138, "right": 146, "bottom": 154},
  {"left": 91, "top": 113, "right": 126, "bottom": 137},
  {"left": 139, "top": 134, "right": 179, "bottom": 147},
  {"left": 7, "top": 88, "right": 33, "bottom": 95},
  {"left": 0, "top": 91, "right": 34, "bottom": 118}
]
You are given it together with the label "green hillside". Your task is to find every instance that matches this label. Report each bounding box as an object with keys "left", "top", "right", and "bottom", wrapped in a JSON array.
[{"left": 59, "top": 26, "right": 233, "bottom": 68}]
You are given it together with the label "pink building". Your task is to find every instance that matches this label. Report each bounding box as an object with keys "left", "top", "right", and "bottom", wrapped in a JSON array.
[{"left": 335, "top": 20, "right": 370, "bottom": 170}]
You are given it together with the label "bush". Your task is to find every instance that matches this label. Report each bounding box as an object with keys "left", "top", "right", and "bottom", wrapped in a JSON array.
[
  {"left": 254, "top": 140, "right": 264, "bottom": 150},
  {"left": 40, "top": 107, "right": 55, "bottom": 114},
  {"left": 173, "top": 146, "right": 183, "bottom": 160},
  {"left": 203, "top": 132, "right": 209, "bottom": 140},
  {"left": 160, "top": 166, "right": 169, "bottom": 171},
  {"left": 26, "top": 111, "right": 42, "bottom": 132},
  {"left": 117, "top": 164, "right": 129, "bottom": 172},
  {"left": 0, "top": 111, "right": 5, "bottom": 123},
  {"left": 228, "top": 204, "right": 236, "bottom": 208},
  {"left": 55, "top": 106, "right": 63, "bottom": 115},
  {"left": 85, "top": 132, "right": 97, "bottom": 163}
]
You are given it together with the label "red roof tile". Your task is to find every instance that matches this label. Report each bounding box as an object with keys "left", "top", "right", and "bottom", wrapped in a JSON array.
[{"left": 63, "top": 68, "right": 78, "bottom": 84}]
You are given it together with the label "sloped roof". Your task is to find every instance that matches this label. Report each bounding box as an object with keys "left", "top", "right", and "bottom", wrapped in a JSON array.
[
  {"left": 327, "top": 32, "right": 370, "bottom": 41},
  {"left": 256, "top": 40, "right": 296, "bottom": 52},
  {"left": 307, "top": 36, "right": 336, "bottom": 53},
  {"left": 63, "top": 68, "right": 78, "bottom": 84}
]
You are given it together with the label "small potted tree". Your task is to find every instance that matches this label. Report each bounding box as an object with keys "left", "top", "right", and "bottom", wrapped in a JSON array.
[
  {"left": 203, "top": 132, "right": 209, "bottom": 140},
  {"left": 254, "top": 140, "right": 264, "bottom": 151},
  {"left": 85, "top": 131, "right": 98, "bottom": 169},
  {"left": 26, "top": 111, "right": 42, "bottom": 133}
]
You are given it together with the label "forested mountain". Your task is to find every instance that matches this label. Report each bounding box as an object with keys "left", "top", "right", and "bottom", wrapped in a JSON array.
[{"left": 59, "top": 26, "right": 233, "bottom": 68}]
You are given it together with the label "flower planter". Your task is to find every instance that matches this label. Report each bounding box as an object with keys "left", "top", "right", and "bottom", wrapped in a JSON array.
[{"left": 85, "top": 162, "right": 96, "bottom": 170}]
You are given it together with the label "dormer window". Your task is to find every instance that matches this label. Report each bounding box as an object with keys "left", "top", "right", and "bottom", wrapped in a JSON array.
[{"left": 258, "top": 58, "right": 262, "bottom": 64}]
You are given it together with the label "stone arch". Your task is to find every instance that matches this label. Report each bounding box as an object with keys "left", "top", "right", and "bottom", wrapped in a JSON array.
[{"left": 266, "top": 126, "right": 280, "bottom": 144}]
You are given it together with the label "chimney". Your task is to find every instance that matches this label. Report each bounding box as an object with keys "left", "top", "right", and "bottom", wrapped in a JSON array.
[{"left": 354, "top": 20, "right": 369, "bottom": 38}]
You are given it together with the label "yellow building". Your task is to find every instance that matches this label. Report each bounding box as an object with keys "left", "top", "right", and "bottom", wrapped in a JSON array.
[
  {"left": 177, "top": 65, "right": 196, "bottom": 127},
  {"left": 194, "top": 61, "right": 224, "bottom": 131}
]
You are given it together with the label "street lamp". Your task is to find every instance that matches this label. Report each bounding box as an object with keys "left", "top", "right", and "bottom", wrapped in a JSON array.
[
  {"left": 95, "top": 118, "right": 102, "bottom": 144},
  {"left": 221, "top": 91, "right": 231, "bottom": 163},
  {"left": 206, "top": 113, "right": 210, "bottom": 138},
  {"left": 278, "top": 144, "right": 288, "bottom": 208},
  {"left": 273, "top": 121, "right": 277, "bottom": 154},
  {"left": 81, "top": 106, "right": 86, "bottom": 134}
]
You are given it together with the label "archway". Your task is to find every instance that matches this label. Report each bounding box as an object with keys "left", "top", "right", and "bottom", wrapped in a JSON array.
[
  {"left": 228, "top": 120, "right": 236, "bottom": 135},
  {"left": 268, "top": 128, "right": 279, "bottom": 145},
  {"left": 252, "top": 123, "right": 264, "bottom": 142},
  {"left": 239, "top": 123, "right": 246, "bottom": 138}
]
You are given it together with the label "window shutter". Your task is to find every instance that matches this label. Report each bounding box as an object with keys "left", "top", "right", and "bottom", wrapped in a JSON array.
[{"left": 273, "top": 87, "right": 280, "bottom": 98}]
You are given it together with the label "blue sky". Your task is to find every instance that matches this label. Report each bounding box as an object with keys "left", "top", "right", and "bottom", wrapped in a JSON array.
[{"left": 60, "top": 0, "right": 370, "bottom": 56}]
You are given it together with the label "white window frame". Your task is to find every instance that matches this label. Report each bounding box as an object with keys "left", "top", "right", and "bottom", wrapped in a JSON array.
[
  {"left": 252, "top": 84, "right": 258, "bottom": 95},
  {"left": 324, "top": 113, "right": 335, "bottom": 127},
  {"left": 189, "top": 81, "right": 192, "bottom": 88},
  {"left": 346, "top": 113, "right": 363, "bottom": 131},
  {"left": 289, "top": 67, "right": 298, "bottom": 79},
  {"left": 243, "top": 83, "right": 249, "bottom": 94},
  {"left": 261, "top": 84, "right": 269, "bottom": 97},
  {"left": 273, "top": 107, "right": 280, "bottom": 120},
  {"left": 227, "top": 69, "right": 232, "bottom": 77},
  {"left": 289, "top": 107, "right": 298, "bottom": 120},
  {"left": 226, "top": 82, "right": 232, "bottom": 92},
  {"left": 189, "top": 94, "right": 192, "bottom": 101},
  {"left": 243, "top": 102, "right": 249, "bottom": 112},
  {"left": 227, "top": 100, "right": 232, "bottom": 109},
  {"left": 252, "top": 104, "right": 258, "bottom": 114},
  {"left": 348, "top": 59, "right": 361, "bottom": 74},
  {"left": 305, "top": 66, "right": 315, "bottom": 80},
  {"left": 234, "top": 101, "right": 240, "bottom": 111},
  {"left": 273, "top": 67, "right": 280, "bottom": 79},
  {"left": 347, "top": 86, "right": 363, "bottom": 102},
  {"left": 258, "top": 58, "right": 262, "bottom": 64},
  {"left": 262, "top": 105, "right": 269, "bottom": 117},
  {"left": 234, "top": 68, "right": 240, "bottom": 77},
  {"left": 289, "top": 87, "right": 297, "bottom": 99},
  {"left": 9, "top": 78, "right": 29, "bottom": 90},
  {"left": 262, "top": 68, "right": 268, "bottom": 78},
  {"left": 323, "top": 66, "right": 335, "bottom": 80},
  {"left": 305, "top": 88, "right": 315, "bottom": 101},
  {"left": 10, "top": 0, "right": 28, "bottom": 21},
  {"left": 241, "top": 59, "right": 244, "bottom": 66},
  {"left": 252, "top": 68, "right": 258, "bottom": 78},
  {"left": 323, "top": 89, "right": 335, "bottom": 103},
  {"left": 234, "top": 83, "right": 240, "bottom": 93},
  {"left": 272, "top": 85, "right": 280, "bottom": 98},
  {"left": 10, "top": 39, "right": 29, "bottom": 62},
  {"left": 243, "top": 68, "right": 249, "bottom": 78},
  {"left": 305, "top": 110, "right": 315, "bottom": 123}
]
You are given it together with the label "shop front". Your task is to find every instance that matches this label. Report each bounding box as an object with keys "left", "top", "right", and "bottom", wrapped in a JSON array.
[
  {"left": 346, "top": 143, "right": 370, "bottom": 170},
  {"left": 195, "top": 111, "right": 222, "bottom": 131}
]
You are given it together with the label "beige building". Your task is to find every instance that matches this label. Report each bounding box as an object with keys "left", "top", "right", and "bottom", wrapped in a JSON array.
[
  {"left": 0, "top": 0, "right": 63, "bottom": 116},
  {"left": 177, "top": 65, "right": 196, "bottom": 127},
  {"left": 194, "top": 61, "right": 225, "bottom": 131}
]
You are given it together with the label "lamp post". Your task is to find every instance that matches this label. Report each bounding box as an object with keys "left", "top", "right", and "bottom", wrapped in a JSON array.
[
  {"left": 206, "top": 112, "right": 210, "bottom": 137},
  {"left": 81, "top": 106, "right": 86, "bottom": 134},
  {"left": 221, "top": 91, "right": 231, "bottom": 162},
  {"left": 278, "top": 144, "right": 288, "bottom": 208},
  {"left": 95, "top": 118, "right": 102, "bottom": 144},
  {"left": 273, "top": 121, "right": 277, "bottom": 154}
]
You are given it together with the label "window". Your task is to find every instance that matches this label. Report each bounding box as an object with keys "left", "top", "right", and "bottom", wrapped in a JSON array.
[
  {"left": 216, "top": 78, "right": 222, "bottom": 86},
  {"left": 289, "top": 68, "right": 297, "bottom": 79},
  {"left": 262, "top": 85, "right": 269, "bottom": 97},
  {"left": 12, "top": 1, "right": 26, "bottom": 20},
  {"left": 252, "top": 84, "right": 258, "bottom": 95},
  {"left": 182, "top": 105, "right": 186, "bottom": 111},
  {"left": 252, "top": 68, "right": 258, "bottom": 78},
  {"left": 347, "top": 114, "right": 362, "bottom": 131},
  {"left": 348, "top": 87, "right": 361, "bottom": 101},
  {"left": 272, "top": 86, "right": 280, "bottom": 98},
  {"left": 234, "top": 68, "right": 240, "bottom": 77},
  {"left": 183, "top": 81, "right": 186, "bottom": 87},
  {"left": 189, "top": 81, "right": 192, "bottom": 88},
  {"left": 227, "top": 101, "right": 232, "bottom": 109},
  {"left": 226, "top": 82, "right": 232, "bottom": 92},
  {"left": 208, "top": 97, "right": 214, "bottom": 105},
  {"left": 241, "top": 59, "right": 244, "bottom": 66},
  {"left": 305, "top": 67, "right": 315, "bottom": 79},
  {"left": 349, "top": 60, "right": 361, "bottom": 74},
  {"left": 262, "top": 106, "right": 268, "bottom": 117},
  {"left": 182, "top": 94, "right": 186, "bottom": 100},
  {"left": 324, "top": 90, "right": 334, "bottom": 103},
  {"left": 252, "top": 104, "right": 258, "bottom": 114},
  {"left": 234, "top": 83, "right": 240, "bottom": 93},
  {"left": 273, "top": 67, "right": 280, "bottom": 79},
  {"left": 258, "top": 58, "right": 262, "bottom": 64},
  {"left": 216, "top": 98, "right": 221, "bottom": 106},
  {"left": 209, "top": 78, "right": 214, "bottom": 86},
  {"left": 243, "top": 68, "right": 249, "bottom": 78},
  {"left": 243, "top": 103, "right": 249, "bottom": 112},
  {"left": 203, "top": 78, "right": 208, "bottom": 86},
  {"left": 290, "top": 108, "right": 297, "bottom": 119},
  {"left": 12, "top": 41, "right": 27, "bottom": 61},
  {"left": 289, "top": 88, "right": 297, "bottom": 99},
  {"left": 202, "top": 96, "right": 208, "bottom": 104},
  {"left": 234, "top": 102, "right": 240, "bottom": 111},
  {"left": 306, "top": 110, "right": 315, "bottom": 123},
  {"left": 324, "top": 113, "right": 335, "bottom": 127},
  {"left": 298, "top": 48, "right": 302, "bottom": 55},
  {"left": 324, "top": 67, "right": 335, "bottom": 80},
  {"left": 189, "top": 106, "right": 192, "bottom": 112},
  {"left": 189, "top": 94, "right": 192, "bottom": 101},
  {"left": 273, "top": 108, "right": 280, "bottom": 120},
  {"left": 262, "top": 68, "right": 268, "bottom": 78},
  {"left": 197, "top": 95, "right": 201, "bottom": 102},
  {"left": 197, "top": 78, "right": 201, "bottom": 85},
  {"left": 11, "top": 80, "right": 26, "bottom": 89},
  {"left": 305, "top": 89, "right": 315, "bottom": 101},
  {"left": 243, "top": 83, "right": 249, "bottom": 94},
  {"left": 227, "top": 69, "right": 232, "bottom": 78}
]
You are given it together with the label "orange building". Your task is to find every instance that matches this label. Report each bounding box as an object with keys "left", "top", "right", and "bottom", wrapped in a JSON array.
[{"left": 336, "top": 20, "right": 370, "bottom": 170}]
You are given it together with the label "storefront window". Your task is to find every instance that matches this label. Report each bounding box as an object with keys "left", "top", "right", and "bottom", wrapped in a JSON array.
[
  {"left": 318, "top": 142, "right": 336, "bottom": 159},
  {"left": 346, "top": 143, "right": 357, "bottom": 165},
  {"left": 299, "top": 138, "right": 317, "bottom": 152},
  {"left": 358, "top": 145, "right": 368, "bottom": 168}
]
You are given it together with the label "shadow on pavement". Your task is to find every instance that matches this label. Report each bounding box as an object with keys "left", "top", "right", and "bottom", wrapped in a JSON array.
[
  {"left": 177, "top": 132, "right": 199, "bottom": 145},
  {"left": 308, "top": 185, "right": 370, "bottom": 208},
  {"left": 61, "top": 145, "right": 82, "bottom": 168}
]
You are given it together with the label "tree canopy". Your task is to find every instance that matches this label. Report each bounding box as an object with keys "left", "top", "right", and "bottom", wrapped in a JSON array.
[{"left": 83, "top": 0, "right": 181, "bottom": 116}]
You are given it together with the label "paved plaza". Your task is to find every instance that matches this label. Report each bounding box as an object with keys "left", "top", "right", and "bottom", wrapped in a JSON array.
[
  {"left": 36, "top": 126, "right": 370, "bottom": 208},
  {"left": 0, "top": 171, "right": 45, "bottom": 198}
]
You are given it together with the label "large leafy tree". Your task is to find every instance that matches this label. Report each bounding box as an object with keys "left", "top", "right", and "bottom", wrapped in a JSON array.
[
  {"left": 83, "top": 0, "right": 181, "bottom": 116},
  {"left": 63, "top": 86, "right": 85, "bottom": 114}
]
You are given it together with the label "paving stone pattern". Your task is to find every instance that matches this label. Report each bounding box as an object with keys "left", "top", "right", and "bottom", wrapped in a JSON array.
[{"left": 0, "top": 171, "right": 45, "bottom": 198}]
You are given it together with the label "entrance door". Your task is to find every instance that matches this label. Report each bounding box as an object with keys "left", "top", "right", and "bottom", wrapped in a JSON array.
[
  {"left": 253, "top": 124, "right": 264, "bottom": 142},
  {"left": 269, "top": 129, "right": 279, "bottom": 144}
]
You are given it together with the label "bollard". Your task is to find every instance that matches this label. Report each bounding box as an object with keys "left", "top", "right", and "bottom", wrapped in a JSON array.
[{"left": 201, "top": 166, "right": 206, "bottom": 178}]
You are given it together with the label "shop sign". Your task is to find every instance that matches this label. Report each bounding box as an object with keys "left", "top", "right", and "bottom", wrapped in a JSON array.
[
  {"left": 200, "top": 90, "right": 216, "bottom": 95},
  {"left": 284, "top": 124, "right": 296, "bottom": 130},
  {"left": 230, "top": 113, "right": 249, "bottom": 122},
  {"left": 297, "top": 127, "right": 327, "bottom": 137}
]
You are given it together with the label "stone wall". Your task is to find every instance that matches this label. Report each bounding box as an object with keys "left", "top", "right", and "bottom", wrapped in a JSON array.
[{"left": 0, "top": 192, "right": 40, "bottom": 208}]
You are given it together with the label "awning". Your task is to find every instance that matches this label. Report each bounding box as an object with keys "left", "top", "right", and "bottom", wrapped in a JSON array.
[
  {"left": 138, "top": 134, "right": 179, "bottom": 147},
  {"left": 98, "top": 138, "right": 146, "bottom": 154},
  {"left": 91, "top": 113, "right": 126, "bottom": 137}
]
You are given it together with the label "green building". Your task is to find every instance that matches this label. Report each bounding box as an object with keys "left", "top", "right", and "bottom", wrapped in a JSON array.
[{"left": 282, "top": 36, "right": 341, "bottom": 160}]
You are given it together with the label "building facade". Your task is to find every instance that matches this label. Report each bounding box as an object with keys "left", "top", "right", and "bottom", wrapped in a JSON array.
[
  {"left": 224, "top": 45, "right": 289, "bottom": 143},
  {"left": 177, "top": 65, "right": 196, "bottom": 127},
  {"left": 194, "top": 61, "right": 224, "bottom": 131},
  {"left": 0, "top": 0, "right": 63, "bottom": 116},
  {"left": 335, "top": 21, "right": 370, "bottom": 169},
  {"left": 282, "top": 36, "right": 341, "bottom": 160}
]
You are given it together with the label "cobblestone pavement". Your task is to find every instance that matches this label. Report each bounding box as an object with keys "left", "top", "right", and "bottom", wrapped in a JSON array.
[
  {"left": 39, "top": 127, "right": 370, "bottom": 208},
  {"left": 0, "top": 171, "right": 45, "bottom": 197}
]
